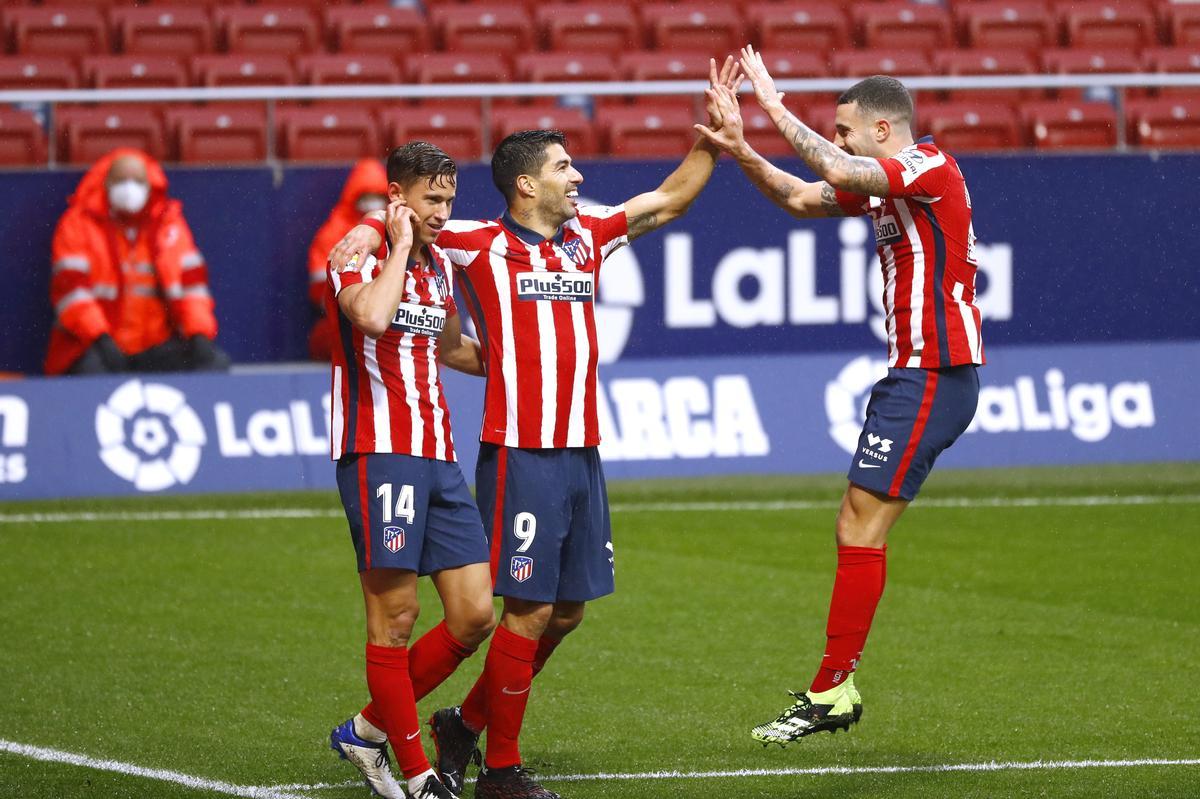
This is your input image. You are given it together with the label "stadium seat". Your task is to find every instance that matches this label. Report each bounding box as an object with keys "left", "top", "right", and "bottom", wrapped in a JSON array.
[
  {"left": 492, "top": 107, "right": 597, "bottom": 156},
  {"left": 7, "top": 7, "right": 108, "bottom": 56},
  {"left": 619, "top": 51, "right": 712, "bottom": 81},
  {"left": 746, "top": 4, "right": 850, "bottom": 55},
  {"left": 1163, "top": 2, "right": 1200, "bottom": 46},
  {"left": 1143, "top": 46, "right": 1200, "bottom": 99},
  {"left": 407, "top": 53, "right": 511, "bottom": 84},
  {"left": 192, "top": 55, "right": 296, "bottom": 87},
  {"left": 325, "top": 7, "right": 428, "bottom": 54},
  {"left": 920, "top": 102, "right": 1023, "bottom": 151},
  {"left": 1021, "top": 99, "right": 1118, "bottom": 149},
  {"left": 277, "top": 105, "right": 379, "bottom": 162},
  {"left": 58, "top": 105, "right": 165, "bottom": 164},
  {"left": 1126, "top": 96, "right": 1200, "bottom": 148},
  {"left": 1042, "top": 48, "right": 1143, "bottom": 75},
  {"left": 740, "top": 101, "right": 810, "bottom": 158},
  {"left": 1062, "top": 1, "right": 1157, "bottom": 49},
  {"left": 379, "top": 106, "right": 483, "bottom": 163},
  {"left": 514, "top": 53, "right": 618, "bottom": 83},
  {"left": 216, "top": 7, "right": 320, "bottom": 55},
  {"left": 0, "top": 56, "right": 79, "bottom": 90},
  {"left": 537, "top": 3, "right": 640, "bottom": 55},
  {"left": 111, "top": 7, "right": 215, "bottom": 56},
  {"left": 0, "top": 107, "right": 47, "bottom": 166},
  {"left": 854, "top": 2, "right": 953, "bottom": 51},
  {"left": 83, "top": 55, "right": 189, "bottom": 89},
  {"left": 935, "top": 49, "right": 1038, "bottom": 105},
  {"left": 166, "top": 103, "right": 268, "bottom": 163},
  {"left": 432, "top": 5, "right": 534, "bottom": 56},
  {"left": 597, "top": 105, "right": 696, "bottom": 158},
  {"left": 833, "top": 50, "right": 934, "bottom": 78},
  {"left": 642, "top": 3, "right": 744, "bottom": 54},
  {"left": 297, "top": 54, "right": 401, "bottom": 86},
  {"left": 956, "top": 1, "right": 1057, "bottom": 52}
]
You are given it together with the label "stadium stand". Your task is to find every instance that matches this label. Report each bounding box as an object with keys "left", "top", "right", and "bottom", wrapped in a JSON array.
[
  {"left": 297, "top": 54, "right": 402, "bottom": 87},
  {"left": 0, "top": 106, "right": 46, "bottom": 165},
  {"left": 57, "top": 104, "right": 165, "bottom": 163},
  {"left": 83, "top": 55, "right": 189, "bottom": 90},
  {"left": 432, "top": 4, "right": 533, "bottom": 55},
  {"left": 855, "top": 2, "right": 954, "bottom": 51},
  {"left": 7, "top": 6, "right": 108, "bottom": 55},
  {"left": 643, "top": 3, "right": 744, "bottom": 54},
  {"left": 111, "top": 7, "right": 215, "bottom": 56},
  {"left": 167, "top": 103, "right": 269, "bottom": 164},
  {"left": 0, "top": 55, "right": 78, "bottom": 90},
  {"left": 379, "top": 105, "right": 483, "bottom": 163},
  {"left": 537, "top": 3, "right": 639, "bottom": 55},
  {"left": 747, "top": 4, "right": 851, "bottom": 54},
  {"left": 1126, "top": 95, "right": 1200, "bottom": 147},
  {"left": 276, "top": 105, "right": 379, "bottom": 162},
  {"left": 1022, "top": 99, "right": 1119, "bottom": 148},
  {"left": 191, "top": 54, "right": 295, "bottom": 87},
  {"left": 216, "top": 7, "right": 320, "bottom": 55},
  {"left": 324, "top": 7, "right": 428, "bottom": 55}
]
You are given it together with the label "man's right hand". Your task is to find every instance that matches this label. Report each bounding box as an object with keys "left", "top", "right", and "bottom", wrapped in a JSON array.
[
  {"left": 328, "top": 210, "right": 385, "bottom": 272},
  {"left": 384, "top": 200, "right": 419, "bottom": 257}
]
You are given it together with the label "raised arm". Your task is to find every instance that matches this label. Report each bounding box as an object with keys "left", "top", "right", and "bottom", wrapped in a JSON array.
[
  {"left": 739, "top": 45, "right": 890, "bottom": 197},
  {"left": 329, "top": 209, "right": 385, "bottom": 272},
  {"left": 623, "top": 56, "right": 741, "bottom": 241},
  {"left": 695, "top": 84, "right": 847, "bottom": 219},
  {"left": 436, "top": 313, "right": 485, "bottom": 376},
  {"left": 337, "top": 201, "right": 418, "bottom": 338}
]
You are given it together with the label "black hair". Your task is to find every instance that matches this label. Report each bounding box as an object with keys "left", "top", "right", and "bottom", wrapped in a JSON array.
[
  {"left": 386, "top": 141, "right": 456, "bottom": 187},
  {"left": 837, "top": 75, "right": 914, "bottom": 125},
  {"left": 491, "top": 129, "right": 568, "bottom": 202}
]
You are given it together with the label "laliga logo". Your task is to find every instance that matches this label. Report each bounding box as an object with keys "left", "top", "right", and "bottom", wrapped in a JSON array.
[
  {"left": 825, "top": 355, "right": 888, "bottom": 454},
  {"left": 95, "top": 379, "right": 206, "bottom": 492},
  {"left": 581, "top": 196, "right": 644, "bottom": 364}
]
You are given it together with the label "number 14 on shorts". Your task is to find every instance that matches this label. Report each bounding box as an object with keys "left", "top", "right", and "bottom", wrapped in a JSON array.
[{"left": 376, "top": 482, "right": 415, "bottom": 524}]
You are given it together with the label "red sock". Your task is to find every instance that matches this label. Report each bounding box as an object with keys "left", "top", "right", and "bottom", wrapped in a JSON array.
[
  {"left": 810, "top": 545, "right": 887, "bottom": 693},
  {"left": 364, "top": 644, "right": 429, "bottom": 780},
  {"left": 461, "top": 633, "right": 560, "bottom": 733},
  {"left": 410, "top": 621, "right": 477, "bottom": 701},
  {"left": 480, "top": 626, "right": 538, "bottom": 770}
]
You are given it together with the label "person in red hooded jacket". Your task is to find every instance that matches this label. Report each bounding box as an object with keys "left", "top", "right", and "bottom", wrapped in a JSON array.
[
  {"left": 306, "top": 158, "right": 388, "bottom": 361},
  {"left": 46, "top": 147, "right": 230, "bottom": 375}
]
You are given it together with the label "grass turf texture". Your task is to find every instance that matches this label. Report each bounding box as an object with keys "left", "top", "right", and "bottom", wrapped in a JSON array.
[{"left": 1, "top": 463, "right": 1198, "bottom": 798}]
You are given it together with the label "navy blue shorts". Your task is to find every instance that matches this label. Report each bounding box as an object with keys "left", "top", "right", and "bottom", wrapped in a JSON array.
[
  {"left": 336, "top": 453, "right": 489, "bottom": 574},
  {"left": 474, "top": 443, "right": 614, "bottom": 604},
  {"left": 847, "top": 365, "right": 979, "bottom": 501}
]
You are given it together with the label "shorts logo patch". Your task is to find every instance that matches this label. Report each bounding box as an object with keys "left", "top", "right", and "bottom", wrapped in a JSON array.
[
  {"left": 867, "top": 433, "right": 893, "bottom": 453},
  {"left": 510, "top": 555, "right": 534, "bottom": 583},
  {"left": 860, "top": 433, "right": 895, "bottom": 464},
  {"left": 383, "top": 526, "right": 406, "bottom": 553}
]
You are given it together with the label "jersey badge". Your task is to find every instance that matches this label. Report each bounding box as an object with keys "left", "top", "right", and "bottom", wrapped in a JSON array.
[
  {"left": 559, "top": 237, "right": 590, "bottom": 266},
  {"left": 510, "top": 555, "right": 534, "bottom": 583},
  {"left": 383, "top": 526, "right": 406, "bottom": 553}
]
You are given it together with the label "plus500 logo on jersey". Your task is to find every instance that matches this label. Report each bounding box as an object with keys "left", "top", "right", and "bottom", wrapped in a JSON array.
[
  {"left": 391, "top": 303, "right": 446, "bottom": 337},
  {"left": 516, "top": 272, "right": 594, "bottom": 302}
]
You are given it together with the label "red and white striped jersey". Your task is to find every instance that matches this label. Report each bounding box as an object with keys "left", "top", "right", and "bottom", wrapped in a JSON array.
[
  {"left": 326, "top": 241, "right": 459, "bottom": 461},
  {"left": 437, "top": 206, "right": 629, "bottom": 449},
  {"left": 836, "top": 138, "right": 985, "bottom": 369}
]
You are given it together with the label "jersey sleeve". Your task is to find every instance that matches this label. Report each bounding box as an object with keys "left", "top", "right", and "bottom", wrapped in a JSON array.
[
  {"left": 832, "top": 189, "right": 872, "bottom": 217},
  {"left": 579, "top": 204, "right": 629, "bottom": 260},
  {"left": 327, "top": 254, "right": 373, "bottom": 298},
  {"left": 877, "top": 146, "right": 952, "bottom": 199}
]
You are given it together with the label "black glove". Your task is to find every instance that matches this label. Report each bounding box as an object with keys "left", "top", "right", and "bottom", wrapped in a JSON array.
[
  {"left": 187, "top": 335, "right": 232, "bottom": 372},
  {"left": 93, "top": 333, "right": 128, "bottom": 372}
]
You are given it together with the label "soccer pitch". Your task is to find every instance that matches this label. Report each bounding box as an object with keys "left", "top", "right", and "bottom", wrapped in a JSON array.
[{"left": 2, "top": 464, "right": 1198, "bottom": 799}]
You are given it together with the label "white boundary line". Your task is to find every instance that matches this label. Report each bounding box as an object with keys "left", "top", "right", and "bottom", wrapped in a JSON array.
[
  {"left": 0, "top": 494, "right": 1198, "bottom": 525},
  {"left": 0, "top": 739, "right": 311, "bottom": 799}
]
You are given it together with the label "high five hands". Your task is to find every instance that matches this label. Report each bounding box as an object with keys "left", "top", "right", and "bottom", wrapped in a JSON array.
[{"left": 695, "top": 45, "right": 785, "bottom": 154}]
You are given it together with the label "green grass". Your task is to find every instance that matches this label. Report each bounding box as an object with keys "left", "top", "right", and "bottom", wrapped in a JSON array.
[{"left": 2, "top": 463, "right": 1199, "bottom": 798}]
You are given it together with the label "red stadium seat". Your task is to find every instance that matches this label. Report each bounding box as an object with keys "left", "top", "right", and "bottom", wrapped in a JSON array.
[
  {"left": 58, "top": 105, "right": 165, "bottom": 164},
  {"left": 83, "top": 55, "right": 189, "bottom": 89},
  {"left": 432, "top": 5, "right": 534, "bottom": 56},
  {"left": 1042, "top": 48, "right": 1143, "bottom": 75},
  {"left": 111, "top": 7, "right": 215, "bottom": 56},
  {"left": 956, "top": 1, "right": 1057, "bottom": 52},
  {"left": 166, "top": 104, "right": 268, "bottom": 163},
  {"left": 619, "top": 51, "right": 712, "bottom": 81},
  {"left": 0, "top": 107, "right": 47, "bottom": 166},
  {"left": 538, "top": 3, "right": 640, "bottom": 55},
  {"left": 1126, "top": 96, "right": 1200, "bottom": 147},
  {"left": 642, "top": 3, "right": 744, "bottom": 54},
  {"left": 1021, "top": 99, "right": 1118, "bottom": 149},
  {"left": 854, "top": 2, "right": 953, "bottom": 51},
  {"left": 935, "top": 48, "right": 1038, "bottom": 105},
  {"left": 7, "top": 7, "right": 107, "bottom": 56},
  {"left": 297, "top": 54, "right": 401, "bottom": 86},
  {"left": 192, "top": 55, "right": 296, "bottom": 87},
  {"left": 325, "top": 7, "right": 428, "bottom": 54},
  {"left": 407, "top": 53, "right": 511, "bottom": 84},
  {"left": 216, "top": 7, "right": 320, "bottom": 55},
  {"left": 492, "top": 107, "right": 597, "bottom": 156},
  {"left": 1164, "top": 2, "right": 1200, "bottom": 46},
  {"left": 277, "top": 105, "right": 380, "bottom": 162},
  {"left": 514, "top": 53, "right": 618, "bottom": 83},
  {"left": 740, "top": 101, "right": 810, "bottom": 158},
  {"left": 1062, "top": 1, "right": 1157, "bottom": 49},
  {"left": 746, "top": 4, "right": 850, "bottom": 55},
  {"left": 832, "top": 49, "right": 934, "bottom": 78},
  {"left": 920, "top": 102, "right": 1023, "bottom": 151},
  {"left": 1143, "top": 46, "right": 1200, "bottom": 99},
  {"left": 379, "top": 106, "right": 483, "bottom": 163},
  {"left": 0, "top": 56, "right": 79, "bottom": 90},
  {"left": 597, "top": 105, "right": 696, "bottom": 158}
]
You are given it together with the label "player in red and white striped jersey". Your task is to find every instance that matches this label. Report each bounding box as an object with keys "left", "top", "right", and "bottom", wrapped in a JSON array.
[
  {"left": 697, "top": 47, "right": 983, "bottom": 746},
  {"left": 334, "top": 56, "right": 744, "bottom": 799},
  {"left": 326, "top": 143, "right": 496, "bottom": 799}
]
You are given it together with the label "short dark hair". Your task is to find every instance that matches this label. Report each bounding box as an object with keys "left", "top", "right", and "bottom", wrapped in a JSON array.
[
  {"left": 386, "top": 141, "right": 456, "bottom": 188},
  {"left": 491, "top": 129, "right": 567, "bottom": 202},
  {"left": 837, "top": 75, "right": 914, "bottom": 125}
]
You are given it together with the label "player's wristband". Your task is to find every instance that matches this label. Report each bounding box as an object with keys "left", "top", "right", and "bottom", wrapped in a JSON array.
[{"left": 359, "top": 216, "right": 386, "bottom": 238}]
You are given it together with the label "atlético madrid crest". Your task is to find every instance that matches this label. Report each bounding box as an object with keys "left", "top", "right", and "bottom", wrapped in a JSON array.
[
  {"left": 510, "top": 556, "right": 534, "bottom": 583},
  {"left": 559, "top": 238, "right": 589, "bottom": 266},
  {"left": 383, "top": 526, "right": 406, "bottom": 553}
]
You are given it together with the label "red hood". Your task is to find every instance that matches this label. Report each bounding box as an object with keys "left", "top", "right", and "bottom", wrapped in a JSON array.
[
  {"left": 337, "top": 157, "right": 388, "bottom": 209},
  {"left": 69, "top": 147, "right": 169, "bottom": 221}
]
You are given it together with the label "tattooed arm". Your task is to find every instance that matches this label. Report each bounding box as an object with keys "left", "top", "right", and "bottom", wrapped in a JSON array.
[{"left": 738, "top": 45, "right": 891, "bottom": 197}]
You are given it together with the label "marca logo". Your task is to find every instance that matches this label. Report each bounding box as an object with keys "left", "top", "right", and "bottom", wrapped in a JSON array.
[
  {"left": 391, "top": 302, "right": 446, "bottom": 337},
  {"left": 515, "top": 271, "right": 594, "bottom": 302},
  {"left": 0, "top": 395, "right": 28, "bottom": 484},
  {"left": 95, "top": 379, "right": 206, "bottom": 491}
]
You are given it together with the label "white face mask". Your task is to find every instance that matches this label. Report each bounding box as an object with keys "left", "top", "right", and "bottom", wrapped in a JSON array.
[
  {"left": 356, "top": 196, "right": 387, "bottom": 214},
  {"left": 108, "top": 179, "right": 150, "bottom": 215}
]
